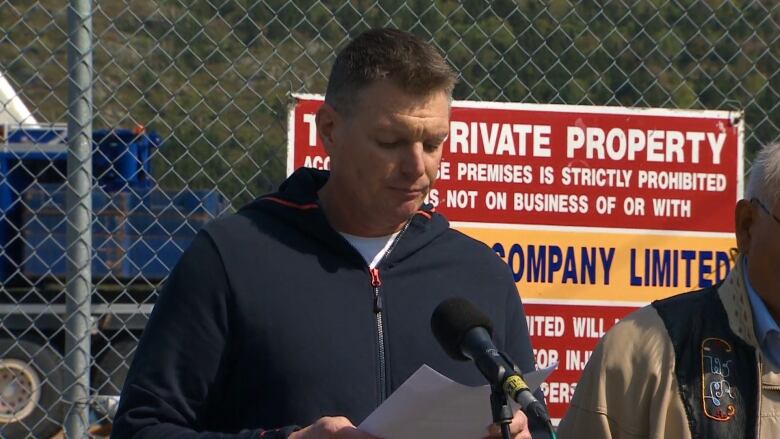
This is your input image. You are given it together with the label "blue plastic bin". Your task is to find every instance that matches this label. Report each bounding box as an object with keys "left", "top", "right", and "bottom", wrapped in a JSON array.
[
  {"left": 17, "top": 183, "right": 224, "bottom": 281},
  {"left": 20, "top": 184, "right": 132, "bottom": 279},
  {"left": 92, "top": 129, "right": 161, "bottom": 190}
]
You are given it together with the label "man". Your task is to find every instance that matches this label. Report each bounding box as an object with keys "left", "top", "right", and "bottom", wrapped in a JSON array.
[
  {"left": 112, "top": 28, "right": 547, "bottom": 438},
  {"left": 557, "top": 141, "right": 780, "bottom": 438}
]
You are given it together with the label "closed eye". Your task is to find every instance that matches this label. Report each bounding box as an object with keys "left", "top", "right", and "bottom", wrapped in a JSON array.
[
  {"left": 424, "top": 142, "right": 442, "bottom": 152},
  {"left": 424, "top": 135, "right": 448, "bottom": 152},
  {"left": 378, "top": 140, "right": 406, "bottom": 149}
]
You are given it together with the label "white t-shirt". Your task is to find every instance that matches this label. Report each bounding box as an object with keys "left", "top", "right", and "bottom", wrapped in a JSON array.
[{"left": 340, "top": 231, "right": 399, "bottom": 268}]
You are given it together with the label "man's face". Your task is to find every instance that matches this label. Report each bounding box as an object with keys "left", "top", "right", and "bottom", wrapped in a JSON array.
[
  {"left": 319, "top": 80, "right": 450, "bottom": 235},
  {"left": 736, "top": 197, "right": 780, "bottom": 303}
]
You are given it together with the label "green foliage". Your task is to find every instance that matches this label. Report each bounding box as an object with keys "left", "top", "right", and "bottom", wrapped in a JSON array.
[{"left": 2, "top": 0, "right": 777, "bottom": 206}]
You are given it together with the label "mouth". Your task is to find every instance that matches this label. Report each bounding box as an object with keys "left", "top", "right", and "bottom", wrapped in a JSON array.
[
  {"left": 391, "top": 187, "right": 426, "bottom": 196},
  {"left": 389, "top": 187, "right": 427, "bottom": 203}
]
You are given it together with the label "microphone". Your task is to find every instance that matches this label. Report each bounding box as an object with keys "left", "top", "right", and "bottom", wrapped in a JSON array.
[{"left": 430, "top": 297, "right": 551, "bottom": 424}]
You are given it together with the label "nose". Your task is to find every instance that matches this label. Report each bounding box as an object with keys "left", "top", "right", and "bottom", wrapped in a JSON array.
[{"left": 400, "top": 142, "right": 426, "bottom": 179}]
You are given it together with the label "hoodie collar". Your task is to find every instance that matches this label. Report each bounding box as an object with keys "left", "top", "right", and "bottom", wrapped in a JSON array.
[{"left": 242, "top": 167, "right": 449, "bottom": 266}]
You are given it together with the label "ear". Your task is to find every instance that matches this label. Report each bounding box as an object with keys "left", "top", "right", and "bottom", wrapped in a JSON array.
[
  {"left": 315, "top": 102, "right": 339, "bottom": 155},
  {"left": 735, "top": 199, "right": 754, "bottom": 255}
]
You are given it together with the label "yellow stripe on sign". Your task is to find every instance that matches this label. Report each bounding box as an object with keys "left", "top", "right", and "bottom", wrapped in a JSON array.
[{"left": 458, "top": 227, "right": 736, "bottom": 303}]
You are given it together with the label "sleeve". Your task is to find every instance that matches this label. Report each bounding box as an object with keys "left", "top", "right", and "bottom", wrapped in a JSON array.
[
  {"left": 111, "top": 231, "right": 301, "bottom": 439},
  {"left": 555, "top": 306, "right": 685, "bottom": 439},
  {"left": 503, "top": 281, "right": 552, "bottom": 439},
  {"left": 554, "top": 333, "right": 615, "bottom": 439}
]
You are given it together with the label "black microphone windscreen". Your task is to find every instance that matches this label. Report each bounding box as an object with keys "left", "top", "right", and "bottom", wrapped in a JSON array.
[{"left": 430, "top": 297, "right": 494, "bottom": 361}]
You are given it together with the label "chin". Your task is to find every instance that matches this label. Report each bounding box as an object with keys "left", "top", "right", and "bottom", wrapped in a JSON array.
[
  {"left": 382, "top": 196, "right": 423, "bottom": 218},
  {"left": 406, "top": 197, "right": 426, "bottom": 211}
]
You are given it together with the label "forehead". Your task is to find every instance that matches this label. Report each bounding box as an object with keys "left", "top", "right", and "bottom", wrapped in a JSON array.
[{"left": 352, "top": 81, "right": 450, "bottom": 134}]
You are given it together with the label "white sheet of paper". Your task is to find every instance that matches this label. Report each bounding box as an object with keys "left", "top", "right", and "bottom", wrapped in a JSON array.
[{"left": 358, "top": 363, "right": 557, "bottom": 439}]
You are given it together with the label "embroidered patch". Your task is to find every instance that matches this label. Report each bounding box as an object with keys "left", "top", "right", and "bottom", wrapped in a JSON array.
[{"left": 701, "top": 337, "right": 737, "bottom": 421}]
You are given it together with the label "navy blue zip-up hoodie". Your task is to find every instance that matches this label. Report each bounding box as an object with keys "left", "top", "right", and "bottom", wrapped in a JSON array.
[{"left": 112, "top": 168, "right": 547, "bottom": 438}]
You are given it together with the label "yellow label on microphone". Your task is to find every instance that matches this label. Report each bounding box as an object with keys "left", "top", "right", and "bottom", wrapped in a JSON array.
[{"left": 503, "top": 375, "right": 530, "bottom": 398}]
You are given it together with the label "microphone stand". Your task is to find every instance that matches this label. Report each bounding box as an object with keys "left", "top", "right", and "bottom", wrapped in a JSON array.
[{"left": 489, "top": 385, "right": 513, "bottom": 439}]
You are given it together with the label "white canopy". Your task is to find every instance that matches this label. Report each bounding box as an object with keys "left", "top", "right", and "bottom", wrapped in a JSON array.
[{"left": 0, "top": 70, "right": 37, "bottom": 125}]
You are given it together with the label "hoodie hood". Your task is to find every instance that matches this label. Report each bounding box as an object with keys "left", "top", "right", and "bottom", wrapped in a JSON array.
[{"left": 240, "top": 167, "right": 450, "bottom": 267}]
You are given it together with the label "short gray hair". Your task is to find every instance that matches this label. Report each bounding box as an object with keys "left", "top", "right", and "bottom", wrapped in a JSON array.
[{"left": 746, "top": 141, "right": 780, "bottom": 210}]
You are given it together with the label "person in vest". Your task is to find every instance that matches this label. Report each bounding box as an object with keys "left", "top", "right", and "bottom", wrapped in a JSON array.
[{"left": 557, "top": 141, "right": 780, "bottom": 439}]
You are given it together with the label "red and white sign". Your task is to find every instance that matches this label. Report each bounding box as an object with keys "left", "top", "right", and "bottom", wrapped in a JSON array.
[{"left": 287, "top": 94, "right": 744, "bottom": 422}]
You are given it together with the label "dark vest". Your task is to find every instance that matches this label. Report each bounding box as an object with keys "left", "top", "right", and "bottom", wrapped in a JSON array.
[{"left": 653, "top": 286, "right": 759, "bottom": 439}]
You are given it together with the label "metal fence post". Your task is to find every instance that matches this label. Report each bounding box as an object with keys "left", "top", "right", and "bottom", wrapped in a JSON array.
[
  {"left": 1, "top": 2, "right": 779, "bottom": 437},
  {"left": 65, "top": 0, "right": 93, "bottom": 437}
]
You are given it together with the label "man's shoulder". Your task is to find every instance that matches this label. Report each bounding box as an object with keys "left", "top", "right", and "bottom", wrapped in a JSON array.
[
  {"left": 596, "top": 290, "right": 718, "bottom": 366},
  {"left": 604, "top": 305, "right": 668, "bottom": 344},
  {"left": 204, "top": 196, "right": 303, "bottom": 233},
  {"left": 596, "top": 305, "right": 673, "bottom": 365},
  {"left": 203, "top": 209, "right": 261, "bottom": 235},
  {"left": 562, "top": 305, "right": 688, "bottom": 438},
  {"left": 438, "top": 227, "right": 498, "bottom": 255},
  {"left": 200, "top": 205, "right": 282, "bottom": 249},
  {"left": 652, "top": 285, "right": 718, "bottom": 311},
  {"left": 433, "top": 227, "right": 511, "bottom": 270},
  {"left": 651, "top": 285, "right": 724, "bottom": 338},
  {"left": 570, "top": 306, "right": 676, "bottom": 417}
]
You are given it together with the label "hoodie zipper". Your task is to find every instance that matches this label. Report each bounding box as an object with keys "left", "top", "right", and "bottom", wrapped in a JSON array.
[
  {"left": 370, "top": 219, "right": 411, "bottom": 403},
  {"left": 370, "top": 267, "right": 386, "bottom": 402}
]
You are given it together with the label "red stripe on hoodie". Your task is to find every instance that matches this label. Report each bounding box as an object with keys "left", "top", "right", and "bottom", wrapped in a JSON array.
[{"left": 264, "top": 197, "right": 319, "bottom": 210}]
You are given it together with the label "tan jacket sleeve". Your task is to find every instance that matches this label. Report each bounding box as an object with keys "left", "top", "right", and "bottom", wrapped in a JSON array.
[{"left": 556, "top": 306, "right": 691, "bottom": 439}]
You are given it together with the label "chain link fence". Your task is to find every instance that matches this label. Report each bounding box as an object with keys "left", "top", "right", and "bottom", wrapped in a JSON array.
[{"left": 0, "top": 0, "right": 778, "bottom": 437}]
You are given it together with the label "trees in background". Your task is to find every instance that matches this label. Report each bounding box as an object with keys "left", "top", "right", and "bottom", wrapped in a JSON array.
[{"left": 2, "top": 0, "right": 776, "bottom": 206}]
